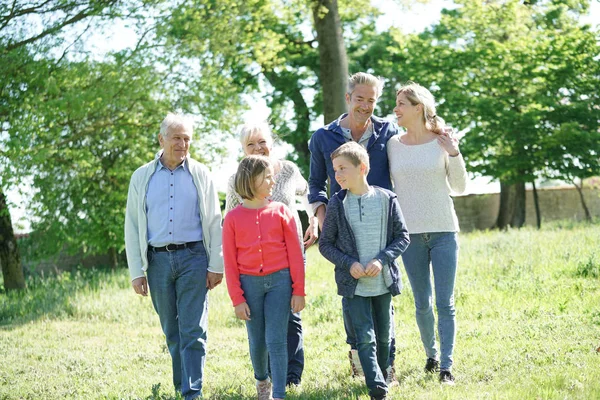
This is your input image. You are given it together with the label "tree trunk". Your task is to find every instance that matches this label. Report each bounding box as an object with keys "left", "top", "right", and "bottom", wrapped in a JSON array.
[
  {"left": 496, "top": 181, "right": 526, "bottom": 229},
  {"left": 572, "top": 178, "right": 592, "bottom": 221},
  {"left": 311, "top": 0, "right": 349, "bottom": 124},
  {"left": 109, "top": 246, "right": 118, "bottom": 270},
  {"left": 532, "top": 180, "right": 541, "bottom": 229},
  {"left": 0, "top": 189, "right": 25, "bottom": 290}
]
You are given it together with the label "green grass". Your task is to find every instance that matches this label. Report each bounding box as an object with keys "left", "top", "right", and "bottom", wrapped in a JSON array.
[{"left": 1, "top": 222, "right": 600, "bottom": 399}]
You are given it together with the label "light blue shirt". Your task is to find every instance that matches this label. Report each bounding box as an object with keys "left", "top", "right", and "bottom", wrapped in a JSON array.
[{"left": 146, "top": 158, "right": 203, "bottom": 246}]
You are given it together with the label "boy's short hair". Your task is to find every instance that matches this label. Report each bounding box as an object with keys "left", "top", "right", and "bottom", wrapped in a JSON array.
[
  {"left": 330, "top": 141, "right": 370, "bottom": 175},
  {"left": 235, "top": 155, "right": 272, "bottom": 200}
]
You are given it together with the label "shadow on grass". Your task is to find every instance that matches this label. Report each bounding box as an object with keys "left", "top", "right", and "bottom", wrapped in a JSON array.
[
  {"left": 136, "top": 381, "right": 368, "bottom": 400},
  {"left": 0, "top": 265, "right": 129, "bottom": 329}
]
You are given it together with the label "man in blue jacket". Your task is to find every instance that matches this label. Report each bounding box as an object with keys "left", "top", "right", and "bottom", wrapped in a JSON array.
[{"left": 308, "top": 72, "right": 400, "bottom": 382}]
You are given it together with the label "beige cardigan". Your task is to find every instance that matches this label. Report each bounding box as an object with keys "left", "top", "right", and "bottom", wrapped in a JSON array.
[{"left": 124, "top": 156, "right": 223, "bottom": 281}]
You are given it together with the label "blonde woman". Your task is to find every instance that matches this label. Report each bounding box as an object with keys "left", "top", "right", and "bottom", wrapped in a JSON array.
[{"left": 387, "top": 82, "right": 467, "bottom": 385}]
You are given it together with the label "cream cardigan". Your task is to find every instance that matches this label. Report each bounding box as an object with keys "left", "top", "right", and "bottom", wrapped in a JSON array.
[{"left": 124, "top": 156, "right": 223, "bottom": 281}]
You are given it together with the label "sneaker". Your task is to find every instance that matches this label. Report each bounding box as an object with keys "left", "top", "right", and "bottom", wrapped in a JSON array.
[
  {"left": 385, "top": 364, "right": 398, "bottom": 387},
  {"left": 286, "top": 375, "right": 301, "bottom": 387},
  {"left": 439, "top": 370, "right": 455, "bottom": 385},
  {"left": 349, "top": 349, "right": 364, "bottom": 378},
  {"left": 425, "top": 357, "right": 440, "bottom": 373},
  {"left": 256, "top": 378, "right": 273, "bottom": 400}
]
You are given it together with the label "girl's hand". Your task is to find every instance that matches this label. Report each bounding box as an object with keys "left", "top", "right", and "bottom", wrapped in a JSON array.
[
  {"left": 438, "top": 128, "right": 460, "bottom": 157},
  {"left": 350, "top": 262, "right": 366, "bottom": 279},
  {"left": 291, "top": 295, "right": 305, "bottom": 313},
  {"left": 303, "top": 216, "right": 319, "bottom": 249},
  {"left": 234, "top": 302, "right": 251, "bottom": 320}
]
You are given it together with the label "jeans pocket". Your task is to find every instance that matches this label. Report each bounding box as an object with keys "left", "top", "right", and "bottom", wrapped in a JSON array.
[
  {"left": 187, "top": 242, "right": 206, "bottom": 256},
  {"left": 147, "top": 249, "right": 155, "bottom": 264}
]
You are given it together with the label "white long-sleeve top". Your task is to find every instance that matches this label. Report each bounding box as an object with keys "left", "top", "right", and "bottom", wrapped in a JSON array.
[{"left": 387, "top": 136, "right": 467, "bottom": 234}]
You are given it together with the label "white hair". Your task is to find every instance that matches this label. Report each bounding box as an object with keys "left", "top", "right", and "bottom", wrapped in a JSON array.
[
  {"left": 159, "top": 113, "right": 194, "bottom": 139},
  {"left": 238, "top": 122, "right": 274, "bottom": 148}
]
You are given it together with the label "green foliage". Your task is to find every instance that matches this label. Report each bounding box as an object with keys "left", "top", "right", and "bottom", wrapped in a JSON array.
[
  {"left": 357, "top": 0, "right": 600, "bottom": 187},
  {"left": 1, "top": 222, "right": 600, "bottom": 398}
]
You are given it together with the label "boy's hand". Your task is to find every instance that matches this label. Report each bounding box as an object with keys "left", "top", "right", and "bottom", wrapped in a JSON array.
[
  {"left": 350, "top": 262, "right": 366, "bottom": 279},
  {"left": 291, "top": 295, "right": 305, "bottom": 313},
  {"left": 365, "top": 259, "right": 383, "bottom": 277},
  {"left": 234, "top": 302, "right": 251, "bottom": 320}
]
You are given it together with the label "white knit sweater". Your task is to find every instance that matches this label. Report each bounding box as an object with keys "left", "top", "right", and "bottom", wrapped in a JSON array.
[{"left": 387, "top": 136, "right": 467, "bottom": 234}]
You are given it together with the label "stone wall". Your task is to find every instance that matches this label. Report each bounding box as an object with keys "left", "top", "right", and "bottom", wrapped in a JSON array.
[{"left": 453, "top": 186, "right": 600, "bottom": 232}]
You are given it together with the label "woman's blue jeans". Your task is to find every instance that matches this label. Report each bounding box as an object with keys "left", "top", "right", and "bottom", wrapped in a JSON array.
[
  {"left": 146, "top": 241, "right": 208, "bottom": 400},
  {"left": 241, "top": 269, "right": 292, "bottom": 399},
  {"left": 346, "top": 293, "right": 392, "bottom": 399},
  {"left": 401, "top": 232, "right": 458, "bottom": 371}
]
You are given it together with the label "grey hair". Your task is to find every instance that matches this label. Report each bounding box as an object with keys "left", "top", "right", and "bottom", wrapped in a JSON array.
[
  {"left": 396, "top": 82, "right": 446, "bottom": 134},
  {"left": 159, "top": 113, "right": 194, "bottom": 139},
  {"left": 238, "top": 121, "right": 274, "bottom": 148},
  {"left": 348, "top": 72, "right": 385, "bottom": 99}
]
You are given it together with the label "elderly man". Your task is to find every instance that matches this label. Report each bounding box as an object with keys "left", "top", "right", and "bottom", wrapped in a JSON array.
[
  {"left": 308, "top": 72, "right": 399, "bottom": 385},
  {"left": 125, "top": 113, "right": 223, "bottom": 400}
]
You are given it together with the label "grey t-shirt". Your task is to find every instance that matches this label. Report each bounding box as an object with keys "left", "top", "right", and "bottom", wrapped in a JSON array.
[{"left": 344, "top": 187, "right": 392, "bottom": 296}]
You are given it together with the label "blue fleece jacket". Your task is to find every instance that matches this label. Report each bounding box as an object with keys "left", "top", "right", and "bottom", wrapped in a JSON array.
[
  {"left": 319, "top": 187, "right": 410, "bottom": 298},
  {"left": 308, "top": 114, "right": 399, "bottom": 205}
]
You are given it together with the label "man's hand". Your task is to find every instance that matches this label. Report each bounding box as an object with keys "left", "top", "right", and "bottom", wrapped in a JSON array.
[
  {"left": 234, "top": 302, "right": 251, "bottom": 320},
  {"left": 132, "top": 277, "right": 148, "bottom": 296},
  {"left": 365, "top": 259, "right": 383, "bottom": 277},
  {"left": 303, "top": 216, "right": 319, "bottom": 249},
  {"left": 206, "top": 272, "right": 223, "bottom": 290},
  {"left": 350, "top": 262, "right": 366, "bottom": 279},
  {"left": 316, "top": 204, "right": 326, "bottom": 231},
  {"left": 291, "top": 295, "right": 305, "bottom": 313}
]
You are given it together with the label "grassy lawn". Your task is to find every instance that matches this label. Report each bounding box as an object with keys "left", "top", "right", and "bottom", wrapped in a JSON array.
[{"left": 1, "top": 221, "right": 599, "bottom": 399}]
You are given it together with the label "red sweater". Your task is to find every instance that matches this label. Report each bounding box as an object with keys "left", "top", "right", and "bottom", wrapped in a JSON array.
[{"left": 223, "top": 201, "right": 306, "bottom": 306}]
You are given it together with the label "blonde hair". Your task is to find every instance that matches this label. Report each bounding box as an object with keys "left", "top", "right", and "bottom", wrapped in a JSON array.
[
  {"left": 330, "top": 141, "right": 370, "bottom": 175},
  {"left": 235, "top": 155, "right": 272, "bottom": 200},
  {"left": 396, "top": 82, "right": 445, "bottom": 134},
  {"left": 348, "top": 72, "right": 385, "bottom": 99}
]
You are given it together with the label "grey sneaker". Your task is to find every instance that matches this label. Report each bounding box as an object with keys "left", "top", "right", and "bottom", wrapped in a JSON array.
[
  {"left": 349, "top": 349, "right": 364, "bottom": 378},
  {"left": 256, "top": 378, "right": 273, "bottom": 400},
  {"left": 385, "top": 364, "right": 398, "bottom": 387}
]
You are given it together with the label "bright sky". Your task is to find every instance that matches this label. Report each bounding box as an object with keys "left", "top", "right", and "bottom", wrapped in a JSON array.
[{"left": 7, "top": 0, "right": 600, "bottom": 230}]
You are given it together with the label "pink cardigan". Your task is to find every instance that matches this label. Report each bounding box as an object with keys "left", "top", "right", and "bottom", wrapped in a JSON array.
[{"left": 223, "top": 201, "right": 305, "bottom": 306}]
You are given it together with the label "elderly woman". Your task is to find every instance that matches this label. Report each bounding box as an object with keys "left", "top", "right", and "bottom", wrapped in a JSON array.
[
  {"left": 387, "top": 82, "right": 467, "bottom": 385},
  {"left": 225, "top": 122, "right": 318, "bottom": 386}
]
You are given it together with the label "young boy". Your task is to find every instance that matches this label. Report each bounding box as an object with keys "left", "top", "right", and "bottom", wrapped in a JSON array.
[{"left": 319, "top": 141, "right": 410, "bottom": 400}]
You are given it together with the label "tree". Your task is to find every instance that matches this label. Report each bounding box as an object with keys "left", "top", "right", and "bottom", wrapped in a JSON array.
[
  {"left": 0, "top": 190, "right": 25, "bottom": 290},
  {"left": 161, "top": 0, "right": 378, "bottom": 174},
  {"left": 0, "top": 0, "right": 248, "bottom": 281},
  {"left": 357, "top": 0, "right": 600, "bottom": 228}
]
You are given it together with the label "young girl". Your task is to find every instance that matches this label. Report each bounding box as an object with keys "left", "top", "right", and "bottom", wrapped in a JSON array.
[{"left": 223, "top": 155, "right": 306, "bottom": 400}]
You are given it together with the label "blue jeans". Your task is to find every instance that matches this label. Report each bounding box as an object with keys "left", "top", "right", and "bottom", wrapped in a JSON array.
[
  {"left": 401, "top": 232, "right": 458, "bottom": 371},
  {"left": 146, "top": 241, "right": 208, "bottom": 400},
  {"left": 241, "top": 269, "right": 292, "bottom": 399},
  {"left": 346, "top": 293, "right": 392, "bottom": 399},
  {"left": 286, "top": 311, "right": 304, "bottom": 382},
  {"left": 343, "top": 299, "right": 396, "bottom": 366}
]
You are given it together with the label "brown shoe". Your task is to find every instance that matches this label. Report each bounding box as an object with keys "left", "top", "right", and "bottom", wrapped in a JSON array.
[
  {"left": 349, "top": 349, "right": 364, "bottom": 378},
  {"left": 386, "top": 364, "right": 398, "bottom": 387},
  {"left": 256, "top": 378, "right": 272, "bottom": 400}
]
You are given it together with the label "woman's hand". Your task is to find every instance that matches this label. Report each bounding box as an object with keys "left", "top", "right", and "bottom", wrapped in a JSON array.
[
  {"left": 438, "top": 128, "right": 460, "bottom": 157},
  {"left": 303, "top": 216, "right": 319, "bottom": 249}
]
